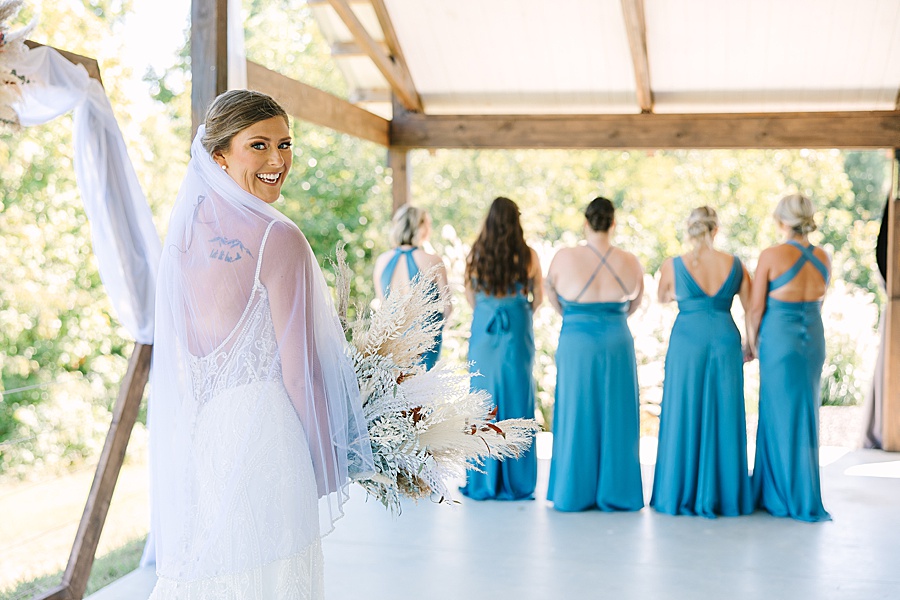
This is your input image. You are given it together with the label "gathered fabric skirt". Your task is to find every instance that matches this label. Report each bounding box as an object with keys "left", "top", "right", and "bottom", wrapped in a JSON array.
[
  {"left": 651, "top": 310, "right": 753, "bottom": 518},
  {"left": 461, "top": 295, "right": 537, "bottom": 500},
  {"left": 548, "top": 309, "right": 643, "bottom": 511},
  {"left": 149, "top": 381, "right": 324, "bottom": 599},
  {"left": 752, "top": 299, "right": 830, "bottom": 522}
]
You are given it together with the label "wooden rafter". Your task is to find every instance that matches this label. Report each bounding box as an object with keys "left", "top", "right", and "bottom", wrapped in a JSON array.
[
  {"left": 246, "top": 60, "right": 390, "bottom": 146},
  {"left": 325, "top": 0, "right": 421, "bottom": 111},
  {"left": 391, "top": 110, "right": 900, "bottom": 150},
  {"left": 330, "top": 40, "right": 389, "bottom": 57},
  {"left": 388, "top": 147, "right": 409, "bottom": 212},
  {"left": 370, "top": 0, "right": 414, "bottom": 90},
  {"left": 349, "top": 88, "right": 392, "bottom": 104},
  {"left": 620, "top": 0, "right": 653, "bottom": 113}
]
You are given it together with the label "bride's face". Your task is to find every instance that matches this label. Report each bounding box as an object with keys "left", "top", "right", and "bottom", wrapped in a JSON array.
[{"left": 214, "top": 116, "right": 293, "bottom": 204}]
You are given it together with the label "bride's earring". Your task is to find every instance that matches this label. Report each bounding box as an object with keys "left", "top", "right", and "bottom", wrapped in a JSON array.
[{"left": 221, "top": 164, "right": 227, "bottom": 171}]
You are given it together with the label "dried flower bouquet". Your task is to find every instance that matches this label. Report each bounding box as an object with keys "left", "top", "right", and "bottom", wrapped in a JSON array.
[{"left": 334, "top": 244, "right": 540, "bottom": 513}]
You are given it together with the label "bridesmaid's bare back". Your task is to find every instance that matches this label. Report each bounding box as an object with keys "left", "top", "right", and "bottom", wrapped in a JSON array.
[
  {"left": 764, "top": 243, "right": 830, "bottom": 302},
  {"left": 551, "top": 245, "right": 642, "bottom": 303},
  {"left": 678, "top": 249, "right": 738, "bottom": 297}
]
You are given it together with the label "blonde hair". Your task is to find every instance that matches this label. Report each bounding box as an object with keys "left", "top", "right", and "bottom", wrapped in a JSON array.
[
  {"left": 390, "top": 204, "right": 428, "bottom": 247},
  {"left": 686, "top": 206, "right": 719, "bottom": 253},
  {"left": 774, "top": 194, "right": 817, "bottom": 234}
]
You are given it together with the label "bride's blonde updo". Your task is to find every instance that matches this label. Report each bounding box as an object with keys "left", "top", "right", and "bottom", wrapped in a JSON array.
[
  {"left": 686, "top": 206, "right": 719, "bottom": 249},
  {"left": 774, "top": 194, "right": 818, "bottom": 234}
]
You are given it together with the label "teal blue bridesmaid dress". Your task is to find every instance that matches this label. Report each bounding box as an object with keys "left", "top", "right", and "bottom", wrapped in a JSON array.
[
  {"left": 380, "top": 247, "right": 443, "bottom": 370},
  {"left": 460, "top": 283, "right": 537, "bottom": 500},
  {"left": 650, "top": 256, "right": 753, "bottom": 518},
  {"left": 753, "top": 241, "right": 831, "bottom": 522},
  {"left": 547, "top": 246, "right": 643, "bottom": 511}
]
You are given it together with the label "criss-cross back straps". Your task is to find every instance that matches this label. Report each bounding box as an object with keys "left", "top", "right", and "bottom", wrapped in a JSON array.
[
  {"left": 572, "top": 244, "right": 630, "bottom": 302},
  {"left": 380, "top": 247, "right": 419, "bottom": 296},
  {"left": 769, "top": 241, "right": 829, "bottom": 292}
]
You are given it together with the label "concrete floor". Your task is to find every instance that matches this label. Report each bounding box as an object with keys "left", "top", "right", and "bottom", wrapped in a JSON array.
[{"left": 89, "top": 446, "right": 900, "bottom": 600}]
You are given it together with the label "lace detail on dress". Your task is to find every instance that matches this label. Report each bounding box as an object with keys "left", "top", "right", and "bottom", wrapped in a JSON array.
[
  {"left": 190, "top": 284, "right": 282, "bottom": 405},
  {"left": 152, "top": 220, "right": 324, "bottom": 596},
  {"left": 149, "top": 539, "right": 324, "bottom": 600}
]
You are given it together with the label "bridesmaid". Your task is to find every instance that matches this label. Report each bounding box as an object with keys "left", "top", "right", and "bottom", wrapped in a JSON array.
[
  {"left": 749, "top": 194, "right": 831, "bottom": 522},
  {"left": 373, "top": 203, "right": 450, "bottom": 370},
  {"left": 545, "top": 197, "right": 644, "bottom": 512},
  {"left": 461, "top": 197, "right": 543, "bottom": 500},
  {"left": 650, "top": 206, "right": 754, "bottom": 518}
]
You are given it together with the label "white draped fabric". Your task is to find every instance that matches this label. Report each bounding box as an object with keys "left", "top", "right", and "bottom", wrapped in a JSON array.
[{"left": 12, "top": 45, "right": 161, "bottom": 344}]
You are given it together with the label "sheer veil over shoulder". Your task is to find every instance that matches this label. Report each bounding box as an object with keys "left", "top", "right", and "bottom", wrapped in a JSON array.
[{"left": 148, "top": 126, "right": 372, "bottom": 597}]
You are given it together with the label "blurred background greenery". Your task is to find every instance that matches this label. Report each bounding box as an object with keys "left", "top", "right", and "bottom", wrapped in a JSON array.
[{"left": 0, "top": 0, "right": 887, "bottom": 489}]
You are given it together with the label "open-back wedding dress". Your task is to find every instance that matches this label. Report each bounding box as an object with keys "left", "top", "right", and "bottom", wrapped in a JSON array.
[{"left": 146, "top": 126, "right": 372, "bottom": 599}]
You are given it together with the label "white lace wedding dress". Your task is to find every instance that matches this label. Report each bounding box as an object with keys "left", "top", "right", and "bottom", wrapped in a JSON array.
[{"left": 149, "top": 222, "right": 324, "bottom": 599}]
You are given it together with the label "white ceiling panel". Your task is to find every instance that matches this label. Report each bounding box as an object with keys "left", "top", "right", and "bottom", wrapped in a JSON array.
[
  {"left": 381, "top": 0, "right": 639, "bottom": 114},
  {"left": 308, "top": 0, "right": 900, "bottom": 116},
  {"left": 645, "top": 0, "right": 900, "bottom": 113}
]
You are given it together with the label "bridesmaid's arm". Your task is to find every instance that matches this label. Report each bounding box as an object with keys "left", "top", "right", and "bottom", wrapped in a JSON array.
[
  {"left": 657, "top": 258, "right": 675, "bottom": 303},
  {"left": 737, "top": 260, "right": 754, "bottom": 357},
  {"left": 373, "top": 253, "right": 387, "bottom": 302},
  {"left": 433, "top": 256, "right": 453, "bottom": 321},
  {"left": 529, "top": 247, "right": 544, "bottom": 311},
  {"left": 544, "top": 253, "right": 563, "bottom": 315},
  {"left": 464, "top": 277, "right": 476, "bottom": 308},
  {"left": 627, "top": 253, "right": 644, "bottom": 317},
  {"left": 747, "top": 250, "right": 771, "bottom": 356}
]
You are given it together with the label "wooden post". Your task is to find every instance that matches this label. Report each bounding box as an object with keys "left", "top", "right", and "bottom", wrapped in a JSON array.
[
  {"left": 34, "top": 344, "right": 153, "bottom": 600},
  {"left": 388, "top": 147, "right": 409, "bottom": 213},
  {"left": 884, "top": 149, "right": 900, "bottom": 452},
  {"left": 191, "top": 0, "right": 229, "bottom": 137}
]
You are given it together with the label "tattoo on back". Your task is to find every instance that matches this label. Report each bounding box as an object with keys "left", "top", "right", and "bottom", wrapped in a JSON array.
[{"left": 209, "top": 236, "right": 253, "bottom": 263}]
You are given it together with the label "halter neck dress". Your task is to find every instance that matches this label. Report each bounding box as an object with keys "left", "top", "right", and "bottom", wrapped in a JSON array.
[
  {"left": 379, "top": 247, "right": 443, "bottom": 370},
  {"left": 753, "top": 241, "right": 831, "bottom": 522},
  {"left": 650, "top": 255, "right": 753, "bottom": 517},
  {"left": 460, "top": 281, "right": 537, "bottom": 500},
  {"left": 547, "top": 245, "right": 643, "bottom": 511}
]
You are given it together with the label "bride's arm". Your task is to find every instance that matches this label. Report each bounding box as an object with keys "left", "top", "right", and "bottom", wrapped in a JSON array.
[{"left": 262, "top": 221, "right": 338, "bottom": 497}]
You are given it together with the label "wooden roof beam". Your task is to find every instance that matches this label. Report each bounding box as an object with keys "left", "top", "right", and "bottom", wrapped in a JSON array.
[
  {"left": 325, "top": 0, "right": 422, "bottom": 112},
  {"left": 391, "top": 110, "right": 900, "bottom": 150},
  {"left": 349, "top": 88, "right": 392, "bottom": 104},
  {"left": 246, "top": 60, "right": 389, "bottom": 146},
  {"left": 331, "top": 40, "right": 389, "bottom": 57},
  {"left": 621, "top": 0, "right": 653, "bottom": 113}
]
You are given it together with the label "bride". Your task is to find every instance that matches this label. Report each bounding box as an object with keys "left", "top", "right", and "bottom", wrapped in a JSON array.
[{"left": 146, "top": 90, "right": 372, "bottom": 599}]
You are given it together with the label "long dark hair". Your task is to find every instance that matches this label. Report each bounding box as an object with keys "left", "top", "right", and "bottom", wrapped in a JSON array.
[{"left": 465, "top": 197, "right": 531, "bottom": 295}]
